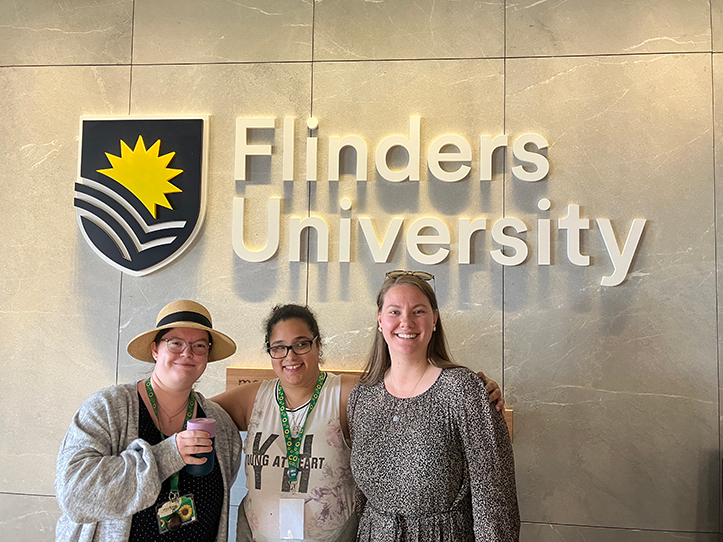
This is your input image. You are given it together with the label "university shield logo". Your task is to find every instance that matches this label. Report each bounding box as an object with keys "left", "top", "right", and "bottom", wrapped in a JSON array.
[{"left": 75, "top": 116, "right": 208, "bottom": 276}]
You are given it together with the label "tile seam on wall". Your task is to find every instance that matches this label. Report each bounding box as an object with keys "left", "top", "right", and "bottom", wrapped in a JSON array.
[
  {"left": 711, "top": 47, "right": 723, "bottom": 532},
  {"left": 711, "top": 3, "right": 723, "bottom": 533},
  {"left": 115, "top": 274, "right": 124, "bottom": 386},
  {"left": 3, "top": 52, "right": 717, "bottom": 72},
  {"left": 306, "top": 0, "right": 318, "bottom": 306},
  {"left": 0, "top": 492, "right": 56, "bottom": 498},
  {"left": 522, "top": 520, "right": 720, "bottom": 535}
]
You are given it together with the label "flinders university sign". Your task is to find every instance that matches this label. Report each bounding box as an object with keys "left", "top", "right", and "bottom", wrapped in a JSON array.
[{"left": 76, "top": 115, "right": 646, "bottom": 286}]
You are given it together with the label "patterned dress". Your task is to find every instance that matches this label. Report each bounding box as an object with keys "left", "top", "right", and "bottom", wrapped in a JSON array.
[{"left": 348, "top": 367, "right": 519, "bottom": 542}]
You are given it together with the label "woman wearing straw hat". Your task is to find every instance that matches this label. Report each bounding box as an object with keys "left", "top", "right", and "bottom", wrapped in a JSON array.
[{"left": 55, "top": 300, "right": 242, "bottom": 542}]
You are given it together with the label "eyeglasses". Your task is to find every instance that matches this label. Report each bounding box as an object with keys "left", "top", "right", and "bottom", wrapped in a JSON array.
[
  {"left": 267, "top": 336, "right": 318, "bottom": 359},
  {"left": 385, "top": 270, "right": 435, "bottom": 281},
  {"left": 160, "top": 338, "right": 211, "bottom": 356}
]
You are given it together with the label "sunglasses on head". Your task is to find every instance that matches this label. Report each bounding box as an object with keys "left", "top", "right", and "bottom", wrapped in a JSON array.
[{"left": 385, "top": 270, "right": 435, "bottom": 281}]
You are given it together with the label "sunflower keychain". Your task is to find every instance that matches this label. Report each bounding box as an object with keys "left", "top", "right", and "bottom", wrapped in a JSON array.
[{"left": 156, "top": 493, "right": 197, "bottom": 533}]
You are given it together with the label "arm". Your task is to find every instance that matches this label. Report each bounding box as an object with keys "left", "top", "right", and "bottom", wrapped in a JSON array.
[
  {"left": 199, "top": 396, "right": 243, "bottom": 479},
  {"left": 55, "top": 387, "right": 186, "bottom": 524},
  {"left": 477, "top": 371, "right": 506, "bottom": 412},
  {"left": 211, "top": 381, "right": 261, "bottom": 432},
  {"left": 457, "top": 371, "right": 520, "bottom": 541}
]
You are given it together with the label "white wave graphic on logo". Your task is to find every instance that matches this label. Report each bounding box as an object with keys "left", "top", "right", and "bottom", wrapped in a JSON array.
[{"left": 74, "top": 177, "right": 187, "bottom": 261}]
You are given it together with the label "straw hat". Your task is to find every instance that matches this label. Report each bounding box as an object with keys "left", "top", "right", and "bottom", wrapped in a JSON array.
[{"left": 127, "top": 300, "right": 236, "bottom": 363}]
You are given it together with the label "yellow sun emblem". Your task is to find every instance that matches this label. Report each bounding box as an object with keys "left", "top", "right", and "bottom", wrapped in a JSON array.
[
  {"left": 178, "top": 504, "right": 193, "bottom": 520},
  {"left": 98, "top": 135, "right": 183, "bottom": 218}
]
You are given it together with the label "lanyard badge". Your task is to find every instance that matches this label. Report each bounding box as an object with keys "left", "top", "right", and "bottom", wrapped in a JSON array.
[
  {"left": 276, "top": 372, "right": 325, "bottom": 539},
  {"left": 156, "top": 493, "right": 197, "bottom": 534},
  {"left": 279, "top": 498, "right": 304, "bottom": 539},
  {"left": 145, "top": 378, "right": 198, "bottom": 534},
  {"left": 276, "top": 371, "right": 326, "bottom": 489}
]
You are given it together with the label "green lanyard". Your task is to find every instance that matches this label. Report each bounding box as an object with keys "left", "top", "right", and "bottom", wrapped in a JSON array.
[
  {"left": 145, "top": 378, "right": 196, "bottom": 501},
  {"left": 277, "top": 371, "right": 326, "bottom": 483}
]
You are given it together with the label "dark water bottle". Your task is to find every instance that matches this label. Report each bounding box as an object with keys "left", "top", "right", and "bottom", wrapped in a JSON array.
[{"left": 184, "top": 418, "right": 216, "bottom": 476}]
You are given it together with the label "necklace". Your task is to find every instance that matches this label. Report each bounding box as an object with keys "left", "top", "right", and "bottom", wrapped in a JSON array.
[
  {"left": 157, "top": 400, "right": 189, "bottom": 420},
  {"left": 286, "top": 402, "right": 311, "bottom": 439},
  {"left": 387, "top": 362, "right": 430, "bottom": 398}
]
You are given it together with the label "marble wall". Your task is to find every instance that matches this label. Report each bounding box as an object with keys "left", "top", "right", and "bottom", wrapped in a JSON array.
[{"left": 0, "top": 0, "right": 720, "bottom": 539}]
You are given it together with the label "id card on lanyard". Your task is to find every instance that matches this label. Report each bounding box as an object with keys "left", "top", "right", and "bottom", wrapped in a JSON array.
[
  {"left": 146, "top": 378, "right": 198, "bottom": 535},
  {"left": 279, "top": 498, "right": 305, "bottom": 539},
  {"left": 276, "top": 371, "right": 326, "bottom": 540}
]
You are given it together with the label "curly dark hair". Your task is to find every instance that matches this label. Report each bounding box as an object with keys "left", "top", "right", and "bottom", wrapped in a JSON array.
[{"left": 263, "top": 304, "right": 322, "bottom": 348}]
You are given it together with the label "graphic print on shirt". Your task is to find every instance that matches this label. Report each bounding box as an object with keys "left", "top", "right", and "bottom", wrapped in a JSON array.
[
  {"left": 246, "top": 431, "right": 326, "bottom": 493},
  {"left": 242, "top": 375, "right": 357, "bottom": 542},
  {"left": 247, "top": 432, "right": 278, "bottom": 490}
]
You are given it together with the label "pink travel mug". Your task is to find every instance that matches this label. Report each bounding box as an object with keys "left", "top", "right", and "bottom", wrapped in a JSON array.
[{"left": 185, "top": 418, "right": 216, "bottom": 476}]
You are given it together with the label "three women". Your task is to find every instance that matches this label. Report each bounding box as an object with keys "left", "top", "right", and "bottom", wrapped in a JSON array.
[{"left": 56, "top": 279, "right": 516, "bottom": 541}]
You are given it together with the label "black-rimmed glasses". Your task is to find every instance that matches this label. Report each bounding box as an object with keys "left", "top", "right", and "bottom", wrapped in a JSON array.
[
  {"left": 267, "top": 336, "right": 318, "bottom": 359},
  {"left": 160, "top": 338, "right": 211, "bottom": 356}
]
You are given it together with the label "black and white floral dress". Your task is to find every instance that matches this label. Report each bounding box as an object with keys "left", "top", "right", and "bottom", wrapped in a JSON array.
[{"left": 348, "top": 367, "right": 519, "bottom": 542}]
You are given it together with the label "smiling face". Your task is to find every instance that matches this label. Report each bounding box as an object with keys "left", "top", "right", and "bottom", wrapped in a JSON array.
[
  {"left": 268, "top": 318, "right": 321, "bottom": 390},
  {"left": 150, "top": 327, "right": 210, "bottom": 391},
  {"left": 378, "top": 284, "right": 438, "bottom": 363}
]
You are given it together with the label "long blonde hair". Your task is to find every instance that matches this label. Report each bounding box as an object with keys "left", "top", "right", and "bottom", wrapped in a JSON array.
[{"left": 360, "top": 274, "right": 462, "bottom": 386}]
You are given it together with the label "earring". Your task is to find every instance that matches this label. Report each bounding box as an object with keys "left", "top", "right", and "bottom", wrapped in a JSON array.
[
  {"left": 378, "top": 326, "right": 382, "bottom": 332},
  {"left": 433, "top": 325, "right": 437, "bottom": 332}
]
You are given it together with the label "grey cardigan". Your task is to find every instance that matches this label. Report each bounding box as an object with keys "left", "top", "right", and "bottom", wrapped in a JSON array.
[{"left": 55, "top": 382, "right": 242, "bottom": 542}]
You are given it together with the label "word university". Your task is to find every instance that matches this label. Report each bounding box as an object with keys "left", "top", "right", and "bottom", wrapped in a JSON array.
[{"left": 232, "top": 116, "right": 646, "bottom": 287}]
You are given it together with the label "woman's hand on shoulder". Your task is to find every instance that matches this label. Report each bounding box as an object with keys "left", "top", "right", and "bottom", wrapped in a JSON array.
[
  {"left": 477, "top": 371, "right": 505, "bottom": 412},
  {"left": 210, "top": 381, "right": 261, "bottom": 432},
  {"left": 176, "top": 430, "right": 213, "bottom": 465}
]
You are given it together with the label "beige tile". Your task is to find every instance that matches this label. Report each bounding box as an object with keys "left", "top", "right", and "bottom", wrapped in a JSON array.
[
  {"left": 521, "top": 523, "right": 719, "bottom": 542},
  {"left": 507, "top": 0, "right": 711, "bottom": 57},
  {"left": 314, "top": 0, "right": 504, "bottom": 60},
  {"left": 505, "top": 54, "right": 717, "bottom": 530},
  {"left": 132, "top": 0, "right": 313, "bottom": 64},
  {"left": 0, "top": 66, "right": 129, "bottom": 494},
  {"left": 0, "top": 494, "right": 61, "bottom": 542},
  {"left": 714, "top": 0, "right": 723, "bottom": 52},
  {"left": 0, "top": 0, "right": 132, "bottom": 65},
  {"left": 303, "top": 59, "right": 506, "bottom": 378}
]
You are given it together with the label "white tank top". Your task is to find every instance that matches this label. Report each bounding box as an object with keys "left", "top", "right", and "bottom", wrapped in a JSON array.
[{"left": 243, "top": 372, "right": 355, "bottom": 542}]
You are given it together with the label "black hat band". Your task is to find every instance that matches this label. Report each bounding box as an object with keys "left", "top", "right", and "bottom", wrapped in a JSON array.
[{"left": 157, "top": 310, "right": 212, "bottom": 329}]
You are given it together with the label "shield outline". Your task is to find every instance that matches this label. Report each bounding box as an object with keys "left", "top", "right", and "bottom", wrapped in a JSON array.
[{"left": 75, "top": 114, "right": 210, "bottom": 277}]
